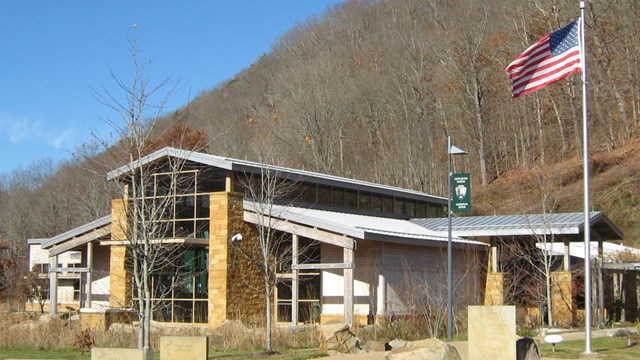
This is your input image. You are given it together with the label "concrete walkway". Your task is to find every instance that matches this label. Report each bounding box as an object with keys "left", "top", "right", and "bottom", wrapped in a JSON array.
[{"left": 321, "top": 327, "right": 636, "bottom": 360}]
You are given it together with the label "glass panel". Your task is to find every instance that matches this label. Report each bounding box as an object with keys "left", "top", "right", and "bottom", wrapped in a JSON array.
[
  {"left": 394, "top": 198, "right": 405, "bottom": 215},
  {"left": 359, "top": 192, "right": 371, "bottom": 210},
  {"left": 197, "top": 168, "right": 226, "bottom": 193},
  {"left": 383, "top": 196, "right": 394, "bottom": 213},
  {"left": 299, "top": 301, "right": 321, "bottom": 324},
  {"left": 345, "top": 189, "right": 357, "bottom": 208},
  {"left": 300, "top": 183, "right": 315, "bottom": 203},
  {"left": 195, "top": 221, "right": 209, "bottom": 238},
  {"left": 176, "top": 172, "right": 196, "bottom": 194},
  {"left": 371, "top": 194, "right": 382, "bottom": 212},
  {"left": 152, "top": 300, "right": 172, "bottom": 322},
  {"left": 277, "top": 303, "right": 292, "bottom": 322},
  {"left": 175, "top": 196, "right": 195, "bottom": 219},
  {"left": 173, "top": 301, "right": 193, "bottom": 322},
  {"left": 331, "top": 187, "right": 344, "bottom": 206},
  {"left": 196, "top": 195, "right": 209, "bottom": 218},
  {"left": 175, "top": 274, "right": 194, "bottom": 299},
  {"left": 174, "top": 220, "right": 192, "bottom": 238},
  {"left": 406, "top": 200, "right": 416, "bottom": 217},
  {"left": 317, "top": 185, "right": 331, "bottom": 205},
  {"left": 416, "top": 202, "right": 426, "bottom": 217},
  {"left": 194, "top": 301, "right": 208, "bottom": 323},
  {"left": 155, "top": 175, "right": 172, "bottom": 196}
]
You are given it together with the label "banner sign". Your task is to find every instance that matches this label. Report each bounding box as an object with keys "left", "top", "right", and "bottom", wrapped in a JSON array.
[{"left": 451, "top": 173, "right": 471, "bottom": 213}]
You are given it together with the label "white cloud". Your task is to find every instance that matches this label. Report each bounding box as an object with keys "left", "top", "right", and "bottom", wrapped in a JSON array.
[{"left": 1, "top": 114, "right": 74, "bottom": 149}]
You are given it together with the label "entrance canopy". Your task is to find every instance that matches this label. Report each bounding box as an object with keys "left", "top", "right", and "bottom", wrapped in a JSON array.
[
  {"left": 243, "top": 200, "right": 486, "bottom": 249},
  {"left": 412, "top": 211, "right": 623, "bottom": 242}
]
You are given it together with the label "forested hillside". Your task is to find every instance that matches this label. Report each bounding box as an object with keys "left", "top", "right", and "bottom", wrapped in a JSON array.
[{"left": 2, "top": 0, "right": 640, "bottom": 299}]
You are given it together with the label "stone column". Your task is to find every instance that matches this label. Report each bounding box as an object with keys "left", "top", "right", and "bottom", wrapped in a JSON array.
[
  {"left": 484, "top": 272, "right": 504, "bottom": 305},
  {"left": 109, "top": 199, "right": 131, "bottom": 308},
  {"left": 109, "top": 246, "right": 130, "bottom": 307},
  {"left": 208, "top": 192, "right": 232, "bottom": 328},
  {"left": 551, "top": 271, "right": 574, "bottom": 327}
]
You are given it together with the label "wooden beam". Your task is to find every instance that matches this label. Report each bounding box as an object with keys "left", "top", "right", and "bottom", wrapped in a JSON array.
[
  {"left": 51, "top": 267, "right": 90, "bottom": 273},
  {"left": 244, "top": 212, "right": 354, "bottom": 249},
  {"left": 49, "top": 255, "right": 58, "bottom": 316},
  {"left": 292, "top": 234, "right": 299, "bottom": 326},
  {"left": 49, "top": 226, "right": 111, "bottom": 256},
  {"left": 292, "top": 262, "right": 354, "bottom": 270},
  {"left": 86, "top": 242, "right": 93, "bottom": 308},
  {"left": 344, "top": 247, "right": 354, "bottom": 327},
  {"left": 100, "top": 237, "right": 209, "bottom": 246}
]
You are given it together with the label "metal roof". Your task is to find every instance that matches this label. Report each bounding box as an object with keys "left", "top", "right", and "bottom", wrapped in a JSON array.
[
  {"left": 41, "top": 215, "right": 112, "bottom": 249},
  {"left": 107, "top": 147, "right": 446, "bottom": 204},
  {"left": 244, "top": 201, "right": 486, "bottom": 247},
  {"left": 411, "top": 211, "right": 623, "bottom": 241},
  {"left": 536, "top": 241, "right": 640, "bottom": 260}
]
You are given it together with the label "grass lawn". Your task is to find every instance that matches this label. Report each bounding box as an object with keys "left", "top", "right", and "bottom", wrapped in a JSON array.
[
  {"left": 0, "top": 347, "right": 325, "bottom": 360},
  {"left": 0, "top": 348, "right": 90, "bottom": 360},
  {"left": 539, "top": 337, "right": 640, "bottom": 359}
]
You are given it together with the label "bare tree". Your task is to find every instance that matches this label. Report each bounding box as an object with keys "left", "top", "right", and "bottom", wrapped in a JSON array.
[
  {"left": 85, "top": 37, "right": 205, "bottom": 359},
  {"left": 233, "top": 158, "right": 300, "bottom": 353}
]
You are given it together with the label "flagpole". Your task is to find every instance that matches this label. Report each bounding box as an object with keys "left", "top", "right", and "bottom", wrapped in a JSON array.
[{"left": 580, "top": 0, "right": 592, "bottom": 354}]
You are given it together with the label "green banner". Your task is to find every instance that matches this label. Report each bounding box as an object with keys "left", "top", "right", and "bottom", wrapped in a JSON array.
[{"left": 451, "top": 173, "right": 471, "bottom": 213}]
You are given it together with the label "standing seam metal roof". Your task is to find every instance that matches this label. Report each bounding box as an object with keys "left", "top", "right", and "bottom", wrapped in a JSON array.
[
  {"left": 42, "top": 215, "right": 112, "bottom": 249},
  {"left": 106, "top": 147, "right": 446, "bottom": 204},
  {"left": 411, "top": 211, "right": 623, "bottom": 240}
]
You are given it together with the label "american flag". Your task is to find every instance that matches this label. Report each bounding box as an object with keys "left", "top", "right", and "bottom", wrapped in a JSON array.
[{"left": 506, "top": 21, "right": 582, "bottom": 98}]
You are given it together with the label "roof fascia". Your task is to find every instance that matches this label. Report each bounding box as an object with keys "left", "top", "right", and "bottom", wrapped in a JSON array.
[
  {"left": 42, "top": 215, "right": 112, "bottom": 249},
  {"left": 365, "top": 232, "right": 488, "bottom": 250},
  {"left": 106, "top": 147, "right": 233, "bottom": 181},
  {"left": 230, "top": 162, "right": 445, "bottom": 204}
]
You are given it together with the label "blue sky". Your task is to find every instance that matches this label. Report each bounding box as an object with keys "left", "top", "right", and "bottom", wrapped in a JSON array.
[{"left": 0, "top": 1, "right": 344, "bottom": 174}]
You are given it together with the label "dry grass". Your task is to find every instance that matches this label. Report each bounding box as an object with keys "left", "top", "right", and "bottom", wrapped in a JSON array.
[{"left": 0, "top": 310, "right": 318, "bottom": 353}]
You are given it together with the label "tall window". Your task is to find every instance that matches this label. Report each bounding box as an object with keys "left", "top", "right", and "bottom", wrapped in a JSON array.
[
  {"left": 134, "top": 247, "right": 209, "bottom": 323},
  {"left": 140, "top": 170, "right": 210, "bottom": 239}
]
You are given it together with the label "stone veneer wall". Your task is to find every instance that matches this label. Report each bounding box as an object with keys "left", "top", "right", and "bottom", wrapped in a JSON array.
[
  {"left": 109, "top": 199, "right": 131, "bottom": 307},
  {"left": 208, "top": 192, "right": 265, "bottom": 329},
  {"left": 484, "top": 272, "right": 504, "bottom": 305},
  {"left": 551, "top": 271, "right": 574, "bottom": 327}
]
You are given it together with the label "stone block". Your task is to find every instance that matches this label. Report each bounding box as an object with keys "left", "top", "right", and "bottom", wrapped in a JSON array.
[
  {"left": 160, "top": 336, "right": 208, "bottom": 360},
  {"left": 468, "top": 305, "right": 516, "bottom": 360},
  {"left": 91, "top": 347, "right": 144, "bottom": 360}
]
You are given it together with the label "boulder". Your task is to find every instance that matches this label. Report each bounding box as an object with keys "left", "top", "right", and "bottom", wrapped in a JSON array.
[
  {"left": 609, "top": 328, "right": 638, "bottom": 337},
  {"left": 318, "top": 324, "right": 363, "bottom": 355},
  {"left": 363, "top": 340, "right": 389, "bottom": 352},
  {"left": 516, "top": 337, "right": 541, "bottom": 360},
  {"left": 386, "top": 338, "right": 461, "bottom": 360},
  {"left": 388, "top": 339, "right": 408, "bottom": 350}
]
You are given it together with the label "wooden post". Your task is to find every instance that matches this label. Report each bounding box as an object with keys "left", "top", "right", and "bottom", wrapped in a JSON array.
[
  {"left": 563, "top": 239, "right": 570, "bottom": 271},
  {"left": 490, "top": 239, "right": 498, "bottom": 273},
  {"left": 377, "top": 274, "right": 385, "bottom": 316},
  {"left": 344, "top": 247, "right": 354, "bottom": 327},
  {"left": 49, "top": 255, "right": 58, "bottom": 316},
  {"left": 291, "top": 234, "right": 299, "bottom": 325},
  {"left": 86, "top": 242, "right": 93, "bottom": 308},
  {"left": 597, "top": 240, "right": 604, "bottom": 324}
]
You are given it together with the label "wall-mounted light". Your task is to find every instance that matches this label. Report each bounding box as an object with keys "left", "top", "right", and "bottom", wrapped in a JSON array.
[{"left": 231, "top": 233, "right": 243, "bottom": 242}]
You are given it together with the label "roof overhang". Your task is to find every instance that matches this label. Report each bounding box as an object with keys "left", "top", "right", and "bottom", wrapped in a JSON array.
[
  {"left": 107, "top": 147, "right": 446, "bottom": 205},
  {"left": 42, "top": 215, "right": 112, "bottom": 250},
  {"left": 411, "top": 211, "right": 623, "bottom": 242},
  {"left": 100, "top": 238, "right": 209, "bottom": 246},
  {"left": 243, "top": 201, "right": 485, "bottom": 249}
]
